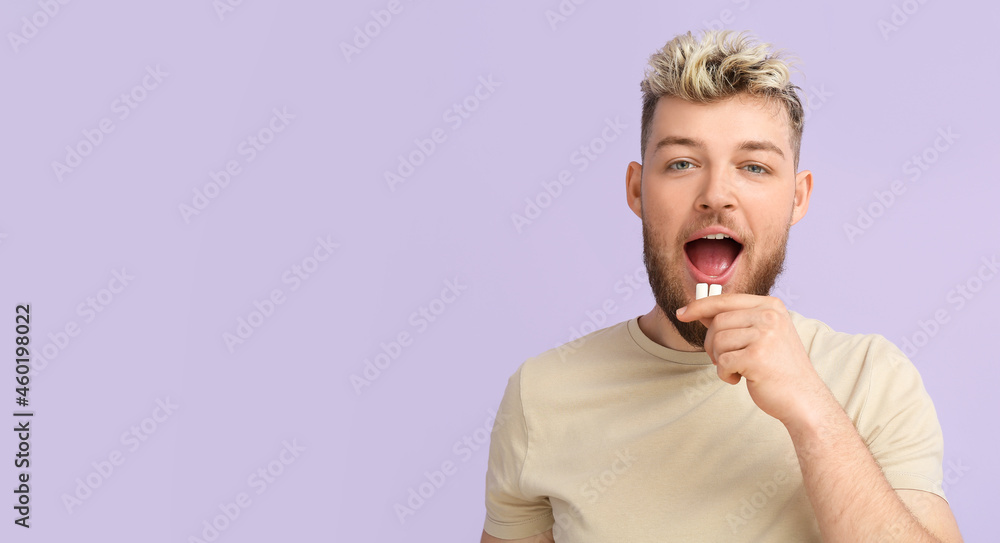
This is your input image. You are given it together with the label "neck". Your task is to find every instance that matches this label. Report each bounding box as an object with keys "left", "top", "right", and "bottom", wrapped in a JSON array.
[{"left": 637, "top": 305, "right": 704, "bottom": 352}]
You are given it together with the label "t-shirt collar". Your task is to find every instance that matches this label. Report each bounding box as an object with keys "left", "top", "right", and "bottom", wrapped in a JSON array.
[{"left": 626, "top": 315, "right": 714, "bottom": 365}]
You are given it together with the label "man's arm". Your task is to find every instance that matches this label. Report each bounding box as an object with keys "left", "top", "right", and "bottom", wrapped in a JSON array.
[
  {"left": 676, "top": 295, "right": 962, "bottom": 542},
  {"left": 481, "top": 365, "right": 557, "bottom": 540},
  {"left": 899, "top": 490, "right": 963, "bottom": 542},
  {"left": 785, "top": 384, "right": 962, "bottom": 542},
  {"left": 480, "top": 529, "right": 554, "bottom": 543}
]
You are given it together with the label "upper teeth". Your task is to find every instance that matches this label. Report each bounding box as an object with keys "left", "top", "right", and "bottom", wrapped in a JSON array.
[{"left": 701, "top": 234, "right": 731, "bottom": 240}]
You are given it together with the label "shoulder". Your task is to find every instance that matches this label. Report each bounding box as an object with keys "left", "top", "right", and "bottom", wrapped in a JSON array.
[
  {"left": 787, "top": 309, "right": 905, "bottom": 369},
  {"left": 513, "top": 317, "right": 633, "bottom": 399},
  {"left": 787, "top": 309, "right": 928, "bottom": 404},
  {"left": 788, "top": 310, "right": 931, "bottom": 416},
  {"left": 522, "top": 318, "right": 632, "bottom": 371}
]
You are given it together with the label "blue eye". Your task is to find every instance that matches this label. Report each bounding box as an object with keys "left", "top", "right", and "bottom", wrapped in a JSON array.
[
  {"left": 745, "top": 164, "right": 766, "bottom": 174},
  {"left": 669, "top": 160, "right": 693, "bottom": 170}
]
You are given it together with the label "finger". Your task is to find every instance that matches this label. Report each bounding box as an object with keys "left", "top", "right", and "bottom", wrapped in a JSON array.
[
  {"left": 706, "top": 327, "right": 757, "bottom": 364},
  {"left": 675, "top": 293, "right": 768, "bottom": 323},
  {"left": 701, "top": 307, "right": 763, "bottom": 349},
  {"left": 708, "top": 308, "right": 761, "bottom": 334},
  {"left": 715, "top": 349, "right": 745, "bottom": 385},
  {"left": 717, "top": 365, "right": 743, "bottom": 385}
]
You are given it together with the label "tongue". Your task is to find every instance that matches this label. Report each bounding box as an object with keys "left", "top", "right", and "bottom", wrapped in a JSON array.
[{"left": 686, "top": 239, "right": 741, "bottom": 277}]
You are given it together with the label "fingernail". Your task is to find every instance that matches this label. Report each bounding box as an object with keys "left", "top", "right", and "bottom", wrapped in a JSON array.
[{"left": 676, "top": 306, "right": 686, "bottom": 316}]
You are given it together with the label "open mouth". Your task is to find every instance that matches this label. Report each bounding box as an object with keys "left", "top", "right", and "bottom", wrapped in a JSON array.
[{"left": 683, "top": 233, "right": 744, "bottom": 285}]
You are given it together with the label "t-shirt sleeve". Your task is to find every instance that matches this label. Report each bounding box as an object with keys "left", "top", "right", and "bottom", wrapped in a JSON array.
[
  {"left": 483, "top": 363, "right": 555, "bottom": 539},
  {"left": 857, "top": 335, "right": 947, "bottom": 500}
]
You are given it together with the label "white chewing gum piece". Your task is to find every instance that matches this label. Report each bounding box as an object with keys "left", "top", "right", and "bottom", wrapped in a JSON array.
[
  {"left": 708, "top": 284, "right": 722, "bottom": 297},
  {"left": 695, "top": 283, "right": 708, "bottom": 300}
]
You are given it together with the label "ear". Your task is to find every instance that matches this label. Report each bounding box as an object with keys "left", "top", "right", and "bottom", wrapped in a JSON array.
[
  {"left": 626, "top": 161, "right": 643, "bottom": 219},
  {"left": 790, "top": 169, "right": 813, "bottom": 226}
]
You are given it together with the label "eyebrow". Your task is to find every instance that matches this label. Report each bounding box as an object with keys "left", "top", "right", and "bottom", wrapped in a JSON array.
[
  {"left": 653, "top": 136, "right": 705, "bottom": 155},
  {"left": 652, "top": 136, "right": 785, "bottom": 160},
  {"left": 736, "top": 139, "right": 785, "bottom": 159}
]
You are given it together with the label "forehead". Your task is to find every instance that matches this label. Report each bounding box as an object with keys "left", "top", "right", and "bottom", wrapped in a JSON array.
[{"left": 649, "top": 94, "right": 792, "bottom": 155}]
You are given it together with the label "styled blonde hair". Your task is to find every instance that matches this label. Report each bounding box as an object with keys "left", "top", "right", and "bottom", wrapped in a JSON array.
[{"left": 639, "top": 30, "right": 805, "bottom": 170}]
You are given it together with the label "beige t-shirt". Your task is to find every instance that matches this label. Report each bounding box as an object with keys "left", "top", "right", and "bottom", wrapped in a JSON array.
[{"left": 483, "top": 310, "right": 946, "bottom": 541}]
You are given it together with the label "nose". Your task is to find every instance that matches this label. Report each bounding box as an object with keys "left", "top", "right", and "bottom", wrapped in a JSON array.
[{"left": 693, "top": 165, "right": 737, "bottom": 212}]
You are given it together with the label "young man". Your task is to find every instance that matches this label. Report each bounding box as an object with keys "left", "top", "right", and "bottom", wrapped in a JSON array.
[{"left": 480, "top": 30, "right": 963, "bottom": 542}]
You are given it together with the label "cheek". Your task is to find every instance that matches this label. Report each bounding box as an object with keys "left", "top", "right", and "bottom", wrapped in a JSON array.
[
  {"left": 650, "top": 218, "right": 686, "bottom": 253},
  {"left": 743, "top": 196, "right": 793, "bottom": 238},
  {"left": 644, "top": 189, "right": 691, "bottom": 230}
]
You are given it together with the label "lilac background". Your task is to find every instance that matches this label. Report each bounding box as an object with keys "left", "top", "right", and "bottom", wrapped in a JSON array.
[{"left": 2, "top": 0, "right": 996, "bottom": 541}]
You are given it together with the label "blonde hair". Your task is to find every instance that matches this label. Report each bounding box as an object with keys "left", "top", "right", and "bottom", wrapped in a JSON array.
[{"left": 639, "top": 30, "right": 805, "bottom": 170}]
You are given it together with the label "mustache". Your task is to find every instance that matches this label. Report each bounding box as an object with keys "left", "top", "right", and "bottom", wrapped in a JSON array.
[{"left": 678, "top": 215, "right": 749, "bottom": 247}]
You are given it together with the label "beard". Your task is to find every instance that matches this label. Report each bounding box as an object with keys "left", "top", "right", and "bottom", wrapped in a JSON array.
[{"left": 641, "top": 210, "right": 790, "bottom": 350}]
